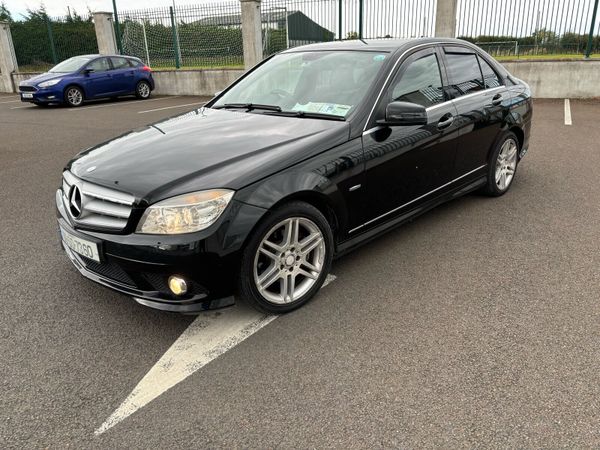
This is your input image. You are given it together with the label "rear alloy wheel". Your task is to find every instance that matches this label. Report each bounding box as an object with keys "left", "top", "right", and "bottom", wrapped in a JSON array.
[
  {"left": 135, "top": 81, "right": 151, "bottom": 99},
  {"left": 482, "top": 132, "right": 519, "bottom": 196},
  {"left": 238, "top": 202, "right": 333, "bottom": 313},
  {"left": 64, "top": 86, "right": 84, "bottom": 107}
]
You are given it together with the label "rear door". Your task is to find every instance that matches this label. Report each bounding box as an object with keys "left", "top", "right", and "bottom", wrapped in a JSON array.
[
  {"left": 359, "top": 47, "right": 459, "bottom": 232},
  {"left": 82, "top": 57, "right": 114, "bottom": 97},
  {"left": 441, "top": 46, "right": 509, "bottom": 176},
  {"left": 109, "top": 57, "right": 136, "bottom": 94}
]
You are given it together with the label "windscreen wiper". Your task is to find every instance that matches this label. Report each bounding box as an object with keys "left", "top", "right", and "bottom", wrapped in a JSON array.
[
  {"left": 262, "top": 110, "right": 346, "bottom": 121},
  {"left": 212, "top": 103, "right": 282, "bottom": 112}
]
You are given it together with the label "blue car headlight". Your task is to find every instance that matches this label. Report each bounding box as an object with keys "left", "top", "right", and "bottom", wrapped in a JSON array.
[{"left": 38, "top": 79, "right": 62, "bottom": 88}]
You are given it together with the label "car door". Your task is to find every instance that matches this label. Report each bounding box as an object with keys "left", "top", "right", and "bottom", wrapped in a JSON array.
[
  {"left": 441, "top": 46, "right": 509, "bottom": 176},
  {"left": 109, "top": 57, "right": 136, "bottom": 94},
  {"left": 359, "top": 47, "right": 459, "bottom": 231},
  {"left": 82, "top": 57, "right": 114, "bottom": 98}
]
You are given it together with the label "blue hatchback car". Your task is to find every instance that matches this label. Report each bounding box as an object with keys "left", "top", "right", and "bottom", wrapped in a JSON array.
[{"left": 18, "top": 54, "right": 154, "bottom": 107}]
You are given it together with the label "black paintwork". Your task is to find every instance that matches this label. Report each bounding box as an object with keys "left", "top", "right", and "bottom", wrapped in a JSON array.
[{"left": 57, "top": 38, "right": 533, "bottom": 312}]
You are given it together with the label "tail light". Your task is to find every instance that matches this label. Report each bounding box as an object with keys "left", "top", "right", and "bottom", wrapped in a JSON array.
[{"left": 141, "top": 65, "right": 151, "bottom": 72}]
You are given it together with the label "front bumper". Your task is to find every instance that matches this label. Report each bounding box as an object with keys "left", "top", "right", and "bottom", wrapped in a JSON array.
[
  {"left": 20, "top": 87, "right": 63, "bottom": 104},
  {"left": 56, "top": 187, "right": 266, "bottom": 313}
]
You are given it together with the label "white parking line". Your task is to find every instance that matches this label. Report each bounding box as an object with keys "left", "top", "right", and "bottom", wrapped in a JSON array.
[
  {"left": 10, "top": 105, "right": 33, "bottom": 110},
  {"left": 94, "top": 274, "right": 337, "bottom": 435},
  {"left": 137, "top": 102, "right": 204, "bottom": 114},
  {"left": 69, "top": 96, "right": 180, "bottom": 111},
  {"left": 564, "top": 98, "right": 572, "bottom": 125},
  {"left": 0, "top": 99, "right": 20, "bottom": 104},
  {"left": 0, "top": 95, "right": 18, "bottom": 99}
]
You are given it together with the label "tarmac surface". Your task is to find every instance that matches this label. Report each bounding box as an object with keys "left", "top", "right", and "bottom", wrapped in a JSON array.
[{"left": 1, "top": 94, "right": 599, "bottom": 448}]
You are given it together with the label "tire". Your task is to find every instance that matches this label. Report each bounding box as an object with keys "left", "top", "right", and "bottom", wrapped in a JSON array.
[
  {"left": 135, "top": 80, "right": 151, "bottom": 99},
  {"left": 64, "top": 86, "right": 84, "bottom": 107},
  {"left": 237, "top": 201, "right": 334, "bottom": 314},
  {"left": 481, "top": 132, "right": 520, "bottom": 196}
]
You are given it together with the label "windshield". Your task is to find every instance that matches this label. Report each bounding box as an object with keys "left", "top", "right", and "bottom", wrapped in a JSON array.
[
  {"left": 213, "top": 51, "right": 389, "bottom": 118},
  {"left": 49, "top": 56, "right": 94, "bottom": 73}
]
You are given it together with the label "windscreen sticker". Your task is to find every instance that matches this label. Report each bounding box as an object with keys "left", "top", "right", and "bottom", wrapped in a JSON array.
[
  {"left": 292, "top": 102, "right": 352, "bottom": 117},
  {"left": 373, "top": 54, "right": 387, "bottom": 62}
]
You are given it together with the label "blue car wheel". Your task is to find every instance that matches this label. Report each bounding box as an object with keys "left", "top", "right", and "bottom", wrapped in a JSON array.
[{"left": 64, "top": 86, "right": 84, "bottom": 107}]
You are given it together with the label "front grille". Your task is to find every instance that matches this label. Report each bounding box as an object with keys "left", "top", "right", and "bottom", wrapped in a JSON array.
[
  {"left": 19, "top": 85, "right": 37, "bottom": 92},
  {"left": 62, "top": 171, "right": 135, "bottom": 232},
  {"left": 81, "top": 256, "right": 135, "bottom": 286}
]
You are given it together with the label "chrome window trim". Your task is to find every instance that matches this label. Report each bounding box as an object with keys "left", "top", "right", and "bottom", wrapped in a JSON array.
[{"left": 349, "top": 164, "right": 487, "bottom": 234}]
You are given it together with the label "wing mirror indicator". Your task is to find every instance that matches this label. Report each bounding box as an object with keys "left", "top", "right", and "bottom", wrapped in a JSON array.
[{"left": 377, "top": 101, "right": 428, "bottom": 126}]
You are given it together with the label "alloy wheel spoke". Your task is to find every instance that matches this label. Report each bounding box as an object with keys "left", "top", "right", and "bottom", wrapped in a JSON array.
[
  {"left": 259, "top": 264, "right": 281, "bottom": 290},
  {"left": 283, "top": 218, "right": 299, "bottom": 247},
  {"left": 299, "top": 233, "right": 322, "bottom": 255},
  {"left": 259, "top": 245, "right": 279, "bottom": 262},
  {"left": 300, "top": 259, "right": 318, "bottom": 272},
  {"left": 298, "top": 267, "right": 318, "bottom": 280}
]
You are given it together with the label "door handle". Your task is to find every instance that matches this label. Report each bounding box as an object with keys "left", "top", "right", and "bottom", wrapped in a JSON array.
[
  {"left": 491, "top": 94, "right": 502, "bottom": 106},
  {"left": 437, "top": 114, "right": 454, "bottom": 130}
]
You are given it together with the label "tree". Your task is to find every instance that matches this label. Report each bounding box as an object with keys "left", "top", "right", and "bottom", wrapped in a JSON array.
[
  {"left": 532, "top": 28, "right": 557, "bottom": 45},
  {"left": 346, "top": 31, "right": 358, "bottom": 40},
  {"left": 0, "top": 1, "right": 12, "bottom": 21}
]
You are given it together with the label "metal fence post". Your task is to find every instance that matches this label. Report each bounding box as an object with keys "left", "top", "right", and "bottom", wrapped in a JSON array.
[
  {"left": 169, "top": 6, "right": 181, "bottom": 68},
  {"left": 338, "top": 0, "right": 342, "bottom": 40},
  {"left": 358, "top": 0, "right": 363, "bottom": 39},
  {"left": 585, "top": 0, "right": 599, "bottom": 58},
  {"left": 112, "top": 0, "right": 122, "bottom": 53},
  {"left": 46, "top": 19, "right": 58, "bottom": 64}
]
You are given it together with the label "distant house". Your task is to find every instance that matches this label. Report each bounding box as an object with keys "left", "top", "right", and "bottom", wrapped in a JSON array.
[{"left": 195, "top": 10, "right": 335, "bottom": 47}]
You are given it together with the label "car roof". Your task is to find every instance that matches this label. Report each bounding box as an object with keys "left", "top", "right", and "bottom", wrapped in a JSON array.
[
  {"left": 281, "top": 37, "right": 477, "bottom": 53},
  {"left": 74, "top": 54, "right": 140, "bottom": 59}
]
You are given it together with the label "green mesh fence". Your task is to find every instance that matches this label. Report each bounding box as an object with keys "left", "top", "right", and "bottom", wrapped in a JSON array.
[
  {"left": 10, "top": 13, "right": 98, "bottom": 72},
  {"left": 119, "top": 3, "right": 245, "bottom": 69}
]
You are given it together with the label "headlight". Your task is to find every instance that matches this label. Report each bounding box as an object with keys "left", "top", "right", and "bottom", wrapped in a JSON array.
[
  {"left": 136, "top": 189, "right": 234, "bottom": 234},
  {"left": 38, "top": 79, "right": 62, "bottom": 88}
]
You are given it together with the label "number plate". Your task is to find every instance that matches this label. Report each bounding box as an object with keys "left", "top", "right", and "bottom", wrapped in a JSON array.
[
  {"left": 21, "top": 93, "right": 33, "bottom": 99},
  {"left": 60, "top": 228, "right": 100, "bottom": 262}
]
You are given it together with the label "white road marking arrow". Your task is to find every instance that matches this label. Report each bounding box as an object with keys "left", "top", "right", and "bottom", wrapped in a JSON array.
[{"left": 95, "top": 274, "right": 336, "bottom": 435}]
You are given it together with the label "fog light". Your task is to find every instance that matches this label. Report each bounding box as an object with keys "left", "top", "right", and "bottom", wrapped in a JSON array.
[{"left": 168, "top": 276, "right": 188, "bottom": 295}]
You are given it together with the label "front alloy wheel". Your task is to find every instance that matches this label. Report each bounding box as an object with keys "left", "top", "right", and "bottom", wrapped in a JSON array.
[
  {"left": 238, "top": 202, "right": 333, "bottom": 313},
  {"left": 65, "top": 86, "right": 83, "bottom": 107}
]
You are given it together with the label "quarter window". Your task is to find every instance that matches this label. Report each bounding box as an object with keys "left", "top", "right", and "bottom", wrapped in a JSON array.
[
  {"left": 444, "top": 53, "right": 484, "bottom": 96},
  {"left": 390, "top": 53, "right": 444, "bottom": 107},
  {"left": 478, "top": 56, "right": 501, "bottom": 88},
  {"left": 86, "top": 58, "right": 110, "bottom": 72}
]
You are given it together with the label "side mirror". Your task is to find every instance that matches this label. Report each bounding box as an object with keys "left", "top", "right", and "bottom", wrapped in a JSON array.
[
  {"left": 82, "top": 68, "right": 94, "bottom": 75},
  {"left": 377, "top": 101, "right": 427, "bottom": 126}
]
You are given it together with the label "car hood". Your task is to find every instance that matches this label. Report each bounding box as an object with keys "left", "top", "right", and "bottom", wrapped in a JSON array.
[
  {"left": 68, "top": 107, "right": 350, "bottom": 204},
  {"left": 20, "top": 72, "right": 67, "bottom": 86}
]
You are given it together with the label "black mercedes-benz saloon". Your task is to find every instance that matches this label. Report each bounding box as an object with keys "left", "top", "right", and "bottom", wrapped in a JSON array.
[{"left": 57, "top": 38, "right": 532, "bottom": 313}]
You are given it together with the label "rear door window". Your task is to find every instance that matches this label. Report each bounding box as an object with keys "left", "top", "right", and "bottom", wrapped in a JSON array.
[
  {"left": 110, "top": 57, "right": 131, "bottom": 70},
  {"left": 477, "top": 56, "right": 501, "bottom": 88},
  {"left": 444, "top": 52, "right": 484, "bottom": 96}
]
